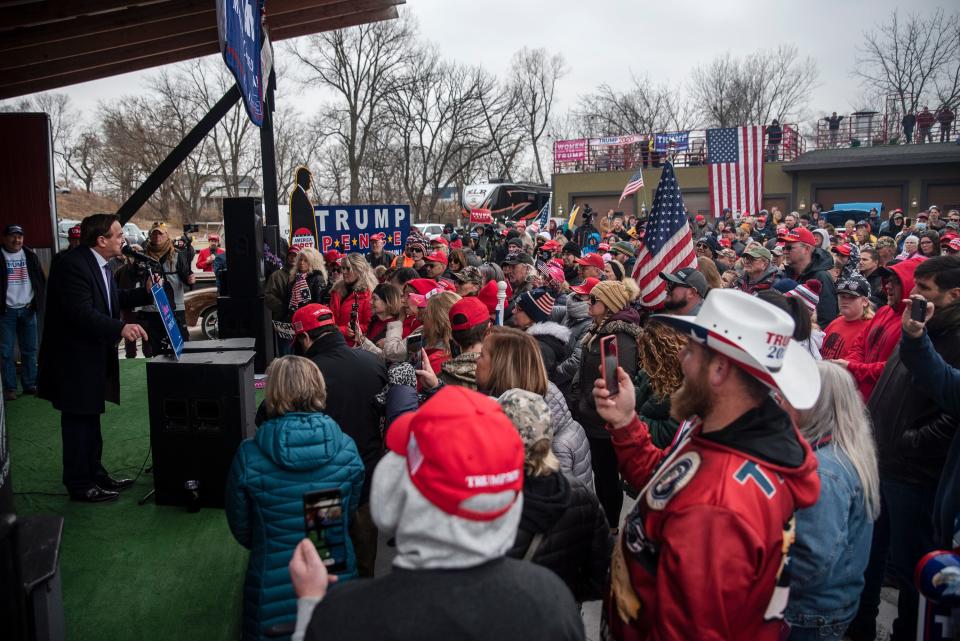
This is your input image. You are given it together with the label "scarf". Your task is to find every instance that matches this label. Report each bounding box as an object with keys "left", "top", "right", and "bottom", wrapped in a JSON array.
[
  {"left": 146, "top": 236, "right": 174, "bottom": 263},
  {"left": 289, "top": 272, "right": 310, "bottom": 312}
]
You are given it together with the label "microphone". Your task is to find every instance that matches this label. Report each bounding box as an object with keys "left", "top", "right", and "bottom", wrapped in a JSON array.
[{"left": 122, "top": 244, "right": 160, "bottom": 266}]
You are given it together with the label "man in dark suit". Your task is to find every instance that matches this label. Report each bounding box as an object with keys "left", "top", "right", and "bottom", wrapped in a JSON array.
[{"left": 37, "top": 214, "right": 153, "bottom": 503}]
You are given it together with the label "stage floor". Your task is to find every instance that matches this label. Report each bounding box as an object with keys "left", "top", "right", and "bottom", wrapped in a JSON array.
[{"left": 8, "top": 359, "right": 247, "bottom": 641}]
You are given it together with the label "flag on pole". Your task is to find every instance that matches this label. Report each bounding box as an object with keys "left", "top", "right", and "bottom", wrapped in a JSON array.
[
  {"left": 706, "top": 126, "right": 764, "bottom": 217},
  {"left": 535, "top": 195, "right": 552, "bottom": 228},
  {"left": 619, "top": 168, "right": 644, "bottom": 204},
  {"left": 631, "top": 162, "right": 697, "bottom": 307},
  {"left": 566, "top": 204, "right": 581, "bottom": 229}
]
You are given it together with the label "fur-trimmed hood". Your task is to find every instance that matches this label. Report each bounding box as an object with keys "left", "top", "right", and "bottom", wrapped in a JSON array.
[{"left": 526, "top": 321, "right": 572, "bottom": 344}]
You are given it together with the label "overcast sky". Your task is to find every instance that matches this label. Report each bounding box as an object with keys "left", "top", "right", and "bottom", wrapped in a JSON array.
[{"left": 39, "top": 0, "right": 948, "bottom": 129}]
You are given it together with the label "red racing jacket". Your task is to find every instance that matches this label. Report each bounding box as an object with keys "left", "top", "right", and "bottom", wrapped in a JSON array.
[{"left": 603, "top": 399, "right": 820, "bottom": 641}]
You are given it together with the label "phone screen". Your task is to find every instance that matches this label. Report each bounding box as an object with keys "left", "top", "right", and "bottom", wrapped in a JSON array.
[
  {"left": 407, "top": 335, "right": 424, "bottom": 368},
  {"left": 600, "top": 335, "right": 619, "bottom": 396},
  {"left": 303, "top": 489, "right": 348, "bottom": 573},
  {"left": 911, "top": 297, "right": 927, "bottom": 322}
]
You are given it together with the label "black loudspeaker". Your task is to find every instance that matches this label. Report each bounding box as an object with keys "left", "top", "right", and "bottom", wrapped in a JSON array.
[
  {"left": 147, "top": 351, "right": 256, "bottom": 508},
  {"left": 223, "top": 197, "right": 264, "bottom": 297},
  {"left": 217, "top": 296, "right": 274, "bottom": 373}
]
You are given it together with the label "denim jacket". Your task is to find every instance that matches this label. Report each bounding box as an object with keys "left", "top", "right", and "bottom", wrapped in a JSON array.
[{"left": 786, "top": 441, "right": 874, "bottom": 626}]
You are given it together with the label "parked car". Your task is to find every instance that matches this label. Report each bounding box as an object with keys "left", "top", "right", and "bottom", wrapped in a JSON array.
[
  {"left": 123, "top": 222, "right": 148, "bottom": 247},
  {"left": 184, "top": 272, "right": 218, "bottom": 339},
  {"left": 413, "top": 223, "right": 444, "bottom": 239},
  {"left": 56, "top": 218, "right": 80, "bottom": 251}
]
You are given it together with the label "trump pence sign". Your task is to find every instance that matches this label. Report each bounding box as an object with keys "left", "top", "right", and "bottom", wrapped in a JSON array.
[{"left": 314, "top": 204, "right": 411, "bottom": 254}]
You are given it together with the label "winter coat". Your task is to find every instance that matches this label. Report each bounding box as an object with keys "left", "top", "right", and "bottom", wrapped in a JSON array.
[
  {"left": 899, "top": 330, "right": 960, "bottom": 548},
  {"left": 329, "top": 287, "right": 373, "bottom": 345},
  {"left": 735, "top": 266, "right": 780, "bottom": 295},
  {"left": 868, "top": 300, "right": 960, "bottom": 488},
  {"left": 300, "top": 331, "right": 387, "bottom": 503},
  {"left": 846, "top": 258, "right": 921, "bottom": 400},
  {"left": 527, "top": 321, "right": 572, "bottom": 387},
  {"left": 786, "top": 441, "right": 873, "bottom": 630},
  {"left": 263, "top": 268, "right": 290, "bottom": 321},
  {"left": 632, "top": 369, "right": 679, "bottom": 449},
  {"left": 507, "top": 473, "right": 611, "bottom": 603},
  {"left": 577, "top": 307, "right": 642, "bottom": 438},
  {"left": 284, "top": 271, "right": 328, "bottom": 321},
  {"left": 782, "top": 248, "right": 839, "bottom": 324},
  {"left": 554, "top": 299, "right": 593, "bottom": 394},
  {"left": 225, "top": 412, "right": 365, "bottom": 641},
  {"left": 606, "top": 397, "right": 820, "bottom": 641},
  {"left": 545, "top": 381, "right": 594, "bottom": 491}
]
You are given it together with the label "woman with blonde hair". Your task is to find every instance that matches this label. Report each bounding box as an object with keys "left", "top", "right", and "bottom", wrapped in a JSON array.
[
  {"left": 284, "top": 247, "right": 328, "bottom": 321},
  {"left": 696, "top": 256, "right": 724, "bottom": 290},
  {"left": 472, "top": 326, "right": 593, "bottom": 490},
  {"left": 225, "top": 355, "right": 364, "bottom": 641},
  {"left": 787, "top": 361, "right": 879, "bottom": 640},
  {"left": 406, "top": 290, "right": 460, "bottom": 375},
  {"left": 330, "top": 253, "right": 378, "bottom": 345}
]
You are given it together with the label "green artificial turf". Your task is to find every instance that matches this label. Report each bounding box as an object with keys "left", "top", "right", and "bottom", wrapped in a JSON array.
[{"left": 8, "top": 359, "right": 251, "bottom": 641}]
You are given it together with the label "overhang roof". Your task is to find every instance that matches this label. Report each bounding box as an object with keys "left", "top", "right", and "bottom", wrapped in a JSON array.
[
  {"left": 782, "top": 142, "right": 960, "bottom": 172},
  {"left": 0, "top": 0, "right": 404, "bottom": 100}
]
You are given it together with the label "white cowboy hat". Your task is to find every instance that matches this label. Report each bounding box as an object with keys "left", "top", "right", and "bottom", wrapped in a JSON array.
[{"left": 652, "top": 289, "right": 821, "bottom": 409}]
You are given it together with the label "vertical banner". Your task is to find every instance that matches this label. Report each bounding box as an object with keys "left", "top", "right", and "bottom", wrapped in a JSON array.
[
  {"left": 217, "top": 0, "right": 264, "bottom": 126},
  {"left": 314, "top": 205, "right": 411, "bottom": 255},
  {"left": 151, "top": 283, "right": 184, "bottom": 360}
]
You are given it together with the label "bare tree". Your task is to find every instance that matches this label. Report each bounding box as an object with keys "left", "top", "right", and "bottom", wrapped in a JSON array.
[
  {"left": 855, "top": 9, "right": 960, "bottom": 114},
  {"left": 290, "top": 14, "right": 416, "bottom": 201},
  {"left": 385, "top": 49, "right": 502, "bottom": 219},
  {"left": 509, "top": 47, "right": 567, "bottom": 183},
  {"left": 574, "top": 74, "right": 699, "bottom": 137},
  {"left": 65, "top": 129, "right": 101, "bottom": 192},
  {"left": 690, "top": 46, "right": 818, "bottom": 127}
]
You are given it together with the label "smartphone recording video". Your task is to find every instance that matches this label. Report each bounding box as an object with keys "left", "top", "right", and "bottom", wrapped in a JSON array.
[
  {"left": 406, "top": 335, "right": 424, "bottom": 369},
  {"left": 600, "top": 335, "right": 619, "bottom": 396},
  {"left": 303, "top": 489, "right": 347, "bottom": 573}
]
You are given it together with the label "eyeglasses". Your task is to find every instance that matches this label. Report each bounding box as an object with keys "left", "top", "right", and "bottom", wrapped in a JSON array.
[
  {"left": 920, "top": 240, "right": 934, "bottom": 246},
  {"left": 783, "top": 245, "right": 797, "bottom": 251}
]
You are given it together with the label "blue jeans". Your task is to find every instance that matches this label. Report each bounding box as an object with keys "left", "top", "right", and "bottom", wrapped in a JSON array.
[
  {"left": 788, "top": 616, "right": 850, "bottom": 640},
  {"left": 848, "top": 479, "right": 936, "bottom": 641},
  {"left": 1, "top": 306, "right": 38, "bottom": 391}
]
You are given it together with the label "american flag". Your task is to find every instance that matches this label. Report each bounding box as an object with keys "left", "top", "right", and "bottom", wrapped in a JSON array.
[
  {"left": 631, "top": 162, "right": 697, "bottom": 307},
  {"left": 534, "top": 195, "right": 551, "bottom": 228},
  {"left": 706, "top": 126, "right": 764, "bottom": 216},
  {"left": 619, "top": 168, "right": 644, "bottom": 204}
]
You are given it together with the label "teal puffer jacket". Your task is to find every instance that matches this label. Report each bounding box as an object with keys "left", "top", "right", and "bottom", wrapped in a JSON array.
[{"left": 225, "top": 412, "right": 365, "bottom": 641}]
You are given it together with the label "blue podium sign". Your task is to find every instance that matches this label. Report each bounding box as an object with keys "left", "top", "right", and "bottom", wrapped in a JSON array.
[{"left": 151, "top": 283, "right": 184, "bottom": 360}]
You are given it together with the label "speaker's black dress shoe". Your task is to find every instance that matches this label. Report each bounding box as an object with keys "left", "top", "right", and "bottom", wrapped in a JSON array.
[
  {"left": 70, "top": 487, "right": 120, "bottom": 503},
  {"left": 96, "top": 476, "right": 135, "bottom": 491}
]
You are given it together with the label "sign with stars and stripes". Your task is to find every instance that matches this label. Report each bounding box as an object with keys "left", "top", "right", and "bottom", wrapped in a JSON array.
[
  {"left": 314, "top": 204, "right": 410, "bottom": 254},
  {"left": 706, "top": 126, "right": 764, "bottom": 217},
  {"left": 631, "top": 162, "right": 697, "bottom": 307}
]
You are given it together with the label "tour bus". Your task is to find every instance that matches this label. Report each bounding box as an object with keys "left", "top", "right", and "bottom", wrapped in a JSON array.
[{"left": 462, "top": 181, "right": 552, "bottom": 221}]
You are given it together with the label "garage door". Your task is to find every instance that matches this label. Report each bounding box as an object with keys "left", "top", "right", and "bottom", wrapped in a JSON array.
[{"left": 926, "top": 184, "right": 960, "bottom": 212}]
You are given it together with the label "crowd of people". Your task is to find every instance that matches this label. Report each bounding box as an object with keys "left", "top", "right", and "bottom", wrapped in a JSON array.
[
  {"left": 6, "top": 202, "right": 960, "bottom": 640},
  {"left": 215, "top": 203, "right": 960, "bottom": 641}
]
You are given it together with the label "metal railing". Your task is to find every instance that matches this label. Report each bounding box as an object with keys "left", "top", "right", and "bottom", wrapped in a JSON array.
[
  {"left": 552, "top": 125, "right": 805, "bottom": 175},
  {"left": 815, "top": 112, "right": 958, "bottom": 149}
]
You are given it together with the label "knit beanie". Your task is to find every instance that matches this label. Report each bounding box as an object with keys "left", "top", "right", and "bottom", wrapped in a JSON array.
[
  {"left": 516, "top": 288, "right": 555, "bottom": 323},
  {"left": 591, "top": 280, "right": 629, "bottom": 313},
  {"left": 786, "top": 279, "right": 822, "bottom": 312},
  {"left": 607, "top": 260, "right": 626, "bottom": 281}
]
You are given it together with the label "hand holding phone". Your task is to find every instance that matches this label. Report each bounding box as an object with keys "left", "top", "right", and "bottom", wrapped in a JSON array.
[
  {"left": 902, "top": 295, "right": 934, "bottom": 338},
  {"left": 911, "top": 297, "right": 928, "bottom": 322},
  {"left": 303, "top": 489, "right": 347, "bottom": 573},
  {"left": 406, "top": 335, "right": 424, "bottom": 369},
  {"left": 600, "top": 335, "right": 620, "bottom": 396}
]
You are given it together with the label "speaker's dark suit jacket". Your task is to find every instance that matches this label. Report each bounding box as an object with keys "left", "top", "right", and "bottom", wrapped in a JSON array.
[{"left": 38, "top": 246, "right": 151, "bottom": 415}]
